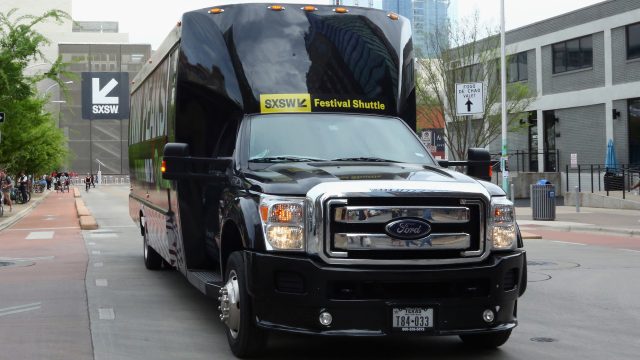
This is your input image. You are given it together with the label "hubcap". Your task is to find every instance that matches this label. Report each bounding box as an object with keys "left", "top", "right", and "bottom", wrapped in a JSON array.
[{"left": 219, "top": 270, "right": 241, "bottom": 339}]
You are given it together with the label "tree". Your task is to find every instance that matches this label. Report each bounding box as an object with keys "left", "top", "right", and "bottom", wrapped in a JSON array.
[
  {"left": 0, "top": 8, "right": 72, "bottom": 175},
  {"left": 415, "top": 14, "right": 533, "bottom": 160}
]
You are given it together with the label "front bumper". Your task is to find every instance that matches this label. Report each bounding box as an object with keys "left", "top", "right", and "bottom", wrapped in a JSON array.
[{"left": 246, "top": 250, "right": 526, "bottom": 336}]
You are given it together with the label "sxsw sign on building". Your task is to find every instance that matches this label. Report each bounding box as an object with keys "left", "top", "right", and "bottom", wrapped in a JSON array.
[{"left": 81, "top": 72, "right": 129, "bottom": 120}]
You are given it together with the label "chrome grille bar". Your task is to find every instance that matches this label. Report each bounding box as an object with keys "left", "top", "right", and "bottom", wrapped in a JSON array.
[
  {"left": 334, "top": 206, "right": 470, "bottom": 224},
  {"left": 334, "top": 233, "right": 470, "bottom": 250}
]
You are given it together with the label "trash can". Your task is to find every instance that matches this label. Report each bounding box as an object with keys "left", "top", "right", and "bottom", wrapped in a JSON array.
[{"left": 530, "top": 180, "right": 556, "bottom": 220}]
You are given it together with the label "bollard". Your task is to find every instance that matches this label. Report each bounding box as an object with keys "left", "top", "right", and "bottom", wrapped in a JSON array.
[
  {"left": 510, "top": 183, "right": 515, "bottom": 204},
  {"left": 575, "top": 186, "right": 580, "bottom": 213}
]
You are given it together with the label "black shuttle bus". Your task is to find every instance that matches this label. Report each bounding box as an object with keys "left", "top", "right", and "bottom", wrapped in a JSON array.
[{"left": 129, "top": 3, "right": 526, "bottom": 357}]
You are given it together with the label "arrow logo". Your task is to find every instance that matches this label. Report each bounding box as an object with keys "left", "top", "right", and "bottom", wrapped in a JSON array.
[
  {"left": 465, "top": 99, "right": 473, "bottom": 112},
  {"left": 92, "top": 78, "right": 119, "bottom": 104}
]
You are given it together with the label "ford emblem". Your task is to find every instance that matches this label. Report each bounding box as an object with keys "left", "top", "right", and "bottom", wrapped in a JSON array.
[{"left": 385, "top": 218, "right": 431, "bottom": 240}]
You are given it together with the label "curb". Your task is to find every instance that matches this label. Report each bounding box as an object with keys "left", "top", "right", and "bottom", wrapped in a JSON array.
[
  {"left": 73, "top": 187, "right": 99, "bottom": 230},
  {"left": 520, "top": 225, "right": 640, "bottom": 237}
]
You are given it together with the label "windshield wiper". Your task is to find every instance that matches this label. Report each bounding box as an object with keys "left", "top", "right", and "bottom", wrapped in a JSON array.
[
  {"left": 330, "top": 157, "right": 399, "bottom": 163},
  {"left": 249, "top": 156, "right": 327, "bottom": 163}
]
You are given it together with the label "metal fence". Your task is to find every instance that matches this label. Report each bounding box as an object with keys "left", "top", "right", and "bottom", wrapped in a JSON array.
[
  {"left": 564, "top": 164, "right": 640, "bottom": 199},
  {"left": 69, "top": 175, "right": 130, "bottom": 186}
]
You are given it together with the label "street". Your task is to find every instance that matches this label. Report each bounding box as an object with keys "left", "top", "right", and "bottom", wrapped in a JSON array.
[{"left": 0, "top": 185, "right": 639, "bottom": 359}]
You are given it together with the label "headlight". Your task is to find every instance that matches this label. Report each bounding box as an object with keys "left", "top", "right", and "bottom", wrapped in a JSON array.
[
  {"left": 488, "top": 197, "right": 516, "bottom": 250},
  {"left": 259, "top": 196, "right": 305, "bottom": 251}
]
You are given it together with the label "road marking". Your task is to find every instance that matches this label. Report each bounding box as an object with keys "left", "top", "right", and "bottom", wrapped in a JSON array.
[
  {"left": 9, "top": 226, "right": 80, "bottom": 231},
  {"left": 0, "top": 302, "right": 42, "bottom": 317},
  {"left": 25, "top": 231, "right": 54, "bottom": 240},
  {"left": 0, "top": 256, "right": 55, "bottom": 261},
  {"left": 551, "top": 241, "right": 587, "bottom": 246},
  {"left": 94, "top": 262, "right": 104, "bottom": 267},
  {"left": 98, "top": 308, "right": 115, "bottom": 320},
  {"left": 95, "top": 279, "right": 108, "bottom": 287},
  {"left": 87, "top": 242, "right": 96, "bottom": 246},
  {"left": 98, "top": 225, "right": 136, "bottom": 229},
  {"left": 89, "top": 233, "right": 118, "bottom": 239},
  {"left": 92, "top": 250, "right": 101, "bottom": 255},
  {"left": 620, "top": 249, "right": 640, "bottom": 253}
]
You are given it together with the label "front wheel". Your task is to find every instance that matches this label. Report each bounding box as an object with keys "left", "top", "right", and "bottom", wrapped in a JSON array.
[
  {"left": 460, "top": 329, "right": 512, "bottom": 348},
  {"left": 220, "top": 252, "right": 267, "bottom": 358},
  {"left": 143, "top": 224, "right": 162, "bottom": 270}
]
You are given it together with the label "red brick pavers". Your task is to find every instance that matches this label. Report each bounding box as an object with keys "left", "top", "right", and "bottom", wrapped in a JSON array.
[{"left": 0, "top": 190, "right": 92, "bottom": 360}]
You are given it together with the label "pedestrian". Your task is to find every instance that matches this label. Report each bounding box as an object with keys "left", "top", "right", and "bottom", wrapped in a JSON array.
[
  {"left": 18, "top": 171, "right": 28, "bottom": 203},
  {"left": 46, "top": 175, "right": 52, "bottom": 190},
  {"left": 0, "top": 170, "right": 13, "bottom": 212},
  {"left": 91, "top": 174, "right": 95, "bottom": 188}
]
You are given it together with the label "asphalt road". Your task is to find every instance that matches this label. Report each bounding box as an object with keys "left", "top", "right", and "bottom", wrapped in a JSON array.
[{"left": 3, "top": 185, "right": 639, "bottom": 359}]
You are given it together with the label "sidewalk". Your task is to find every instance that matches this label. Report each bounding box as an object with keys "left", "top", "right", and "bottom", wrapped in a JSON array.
[
  {"left": 0, "top": 189, "right": 53, "bottom": 231},
  {"left": 517, "top": 205, "right": 640, "bottom": 238}
]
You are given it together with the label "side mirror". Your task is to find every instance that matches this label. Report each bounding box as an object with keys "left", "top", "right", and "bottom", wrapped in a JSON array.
[
  {"left": 162, "top": 143, "right": 190, "bottom": 180},
  {"left": 162, "top": 142, "right": 233, "bottom": 180},
  {"left": 466, "top": 148, "right": 491, "bottom": 181}
]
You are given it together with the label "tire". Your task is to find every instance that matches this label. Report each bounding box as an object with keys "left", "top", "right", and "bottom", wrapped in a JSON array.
[
  {"left": 143, "top": 224, "right": 162, "bottom": 270},
  {"left": 460, "top": 329, "right": 512, "bottom": 348},
  {"left": 221, "top": 252, "right": 267, "bottom": 358}
]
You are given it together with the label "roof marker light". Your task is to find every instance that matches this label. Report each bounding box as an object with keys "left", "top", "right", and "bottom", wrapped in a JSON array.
[
  {"left": 388, "top": 12, "right": 399, "bottom": 20},
  {"left": 268, "top": 5, "right": 285, "bottom": 11},
  {"left": 302, "top": 6, "right": 318, "bottom": 12},
  {"left": 208, "top": 8, "right": 224, "bottom": 14},
  {"left": 334, "top": 7, "right": 349, "bottom": 13}
]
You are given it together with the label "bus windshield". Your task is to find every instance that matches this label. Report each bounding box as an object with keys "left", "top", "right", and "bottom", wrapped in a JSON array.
[{"left": 246, "top": 114, "right": 436, "bottom": 165}]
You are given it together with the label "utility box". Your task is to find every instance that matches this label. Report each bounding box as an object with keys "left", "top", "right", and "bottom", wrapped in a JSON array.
[{"left": 531, "top": 181, "right": 556, "bottom": 220}]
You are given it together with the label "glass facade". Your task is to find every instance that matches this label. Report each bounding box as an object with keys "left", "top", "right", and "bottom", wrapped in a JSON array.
[
  {"left": 58, "top": 44, "right": 151, "bottom": 175},
  {"left": 381, "top": 0, "right": 453, "bottom": 58}
]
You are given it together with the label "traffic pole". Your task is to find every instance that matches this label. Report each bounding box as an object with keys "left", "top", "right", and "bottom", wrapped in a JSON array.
[{"left": 500, "top": 0, "right": 509, "bottom": 195}]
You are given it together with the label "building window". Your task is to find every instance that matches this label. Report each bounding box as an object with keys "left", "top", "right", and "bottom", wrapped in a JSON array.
[
  {"left": 627, "top": 22, "right": 640, "bottom": 59},
  {"left": 508, "top": 52, "right": 528, "bottom": 82},
  {"left": 552, "top": 35, "right": 593, "bottom": 73}
]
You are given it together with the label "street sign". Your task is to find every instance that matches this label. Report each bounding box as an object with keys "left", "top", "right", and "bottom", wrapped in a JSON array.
[
  {"left": 0, "top": 112, "right": 5, "bottom": 123},
  {"left": 81, "top": 72, "right": 130, "bottom": 120},
  {"left": 571, "top": 153, "right": 578, "bottom": 168},
  {"left": 455, "top": 82, "right": 484, "bottom": 116}
]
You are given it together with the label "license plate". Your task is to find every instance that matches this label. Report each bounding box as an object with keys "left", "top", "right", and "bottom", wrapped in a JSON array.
[{"left": 392, "top": 307, "right": 433, "bottom": 332}]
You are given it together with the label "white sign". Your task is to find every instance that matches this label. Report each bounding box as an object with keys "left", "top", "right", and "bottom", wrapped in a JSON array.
[
  {"left": 455, "top": 82, "right": 484, "bottom": 116},
  {"left": 571, "top": 153, "right": 578, "bottom": 168}
]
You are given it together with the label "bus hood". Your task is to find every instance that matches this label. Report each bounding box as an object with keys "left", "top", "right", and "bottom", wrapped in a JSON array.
[{"left": 243, "top": 162, "right": 491, "bottom": 198}]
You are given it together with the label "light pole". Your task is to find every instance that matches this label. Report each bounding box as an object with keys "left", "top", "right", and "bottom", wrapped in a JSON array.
[
  {"left": 500, "top": 0, "right": 509, "bottom": 194},
  {"left": 42, "top": 80, "right": 73, "bottom": 98}
]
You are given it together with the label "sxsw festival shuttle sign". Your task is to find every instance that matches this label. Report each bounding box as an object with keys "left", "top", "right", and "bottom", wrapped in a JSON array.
[{"left": 82, "top": 72, "right": 129, "bottom": 120}]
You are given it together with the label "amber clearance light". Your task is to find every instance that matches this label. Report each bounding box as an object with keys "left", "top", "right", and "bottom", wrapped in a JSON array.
[
  {"left": 302, "top": 5, "right": 318, "bottom": 12},
  {"left": 161, "top": 160, "right": 166, "bottom": 173},
  {"left": 268, "top": 5, "right": 285, "bottom": 11},
  {"left": 387, "top": 12, "right": 399, "bottom": 20},
  {"left": 334, "top": 7, "right": 349, "bottom": 13},
  {"left": 208, "top": 8, "right": 224, "bottom": 14}
]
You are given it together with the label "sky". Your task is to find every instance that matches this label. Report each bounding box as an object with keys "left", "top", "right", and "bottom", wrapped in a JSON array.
[{"left": 72, "top": 0, "right": 606, "bottom": 50}]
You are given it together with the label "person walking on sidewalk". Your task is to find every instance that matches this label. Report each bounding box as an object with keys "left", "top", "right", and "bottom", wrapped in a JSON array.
[{"left": 0, "top": 170, "right": 13, "bottom": 212}]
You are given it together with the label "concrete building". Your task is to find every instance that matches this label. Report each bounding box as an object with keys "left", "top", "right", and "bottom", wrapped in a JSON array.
[
  {"left": 1, "top": 0, "right": 151, "bottom": 175},
  {"left": 451, "top": 0, "right": 640, "bottom": 195}
]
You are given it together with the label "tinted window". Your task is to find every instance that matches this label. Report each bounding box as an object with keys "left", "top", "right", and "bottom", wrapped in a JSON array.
[
  {"left": 627, "top": 23, "right": 640, "bottom": 59},
  {"left": 552, "top": 35, "right": 593, "bottom": 73}
]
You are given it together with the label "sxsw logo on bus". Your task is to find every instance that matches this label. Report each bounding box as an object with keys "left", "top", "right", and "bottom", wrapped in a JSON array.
[
  {"left": 81, "top": 72, "right": 130, "bottom": 120},
  {"left": 260, "top": 94, "right": 311, "bottom": 113}
]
